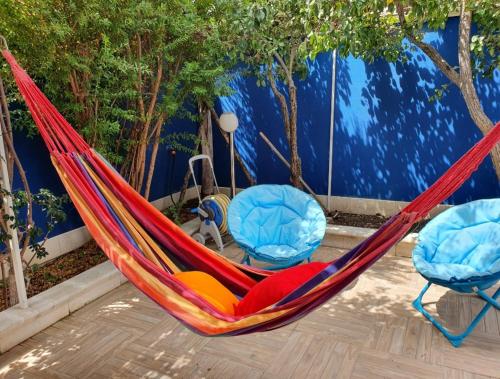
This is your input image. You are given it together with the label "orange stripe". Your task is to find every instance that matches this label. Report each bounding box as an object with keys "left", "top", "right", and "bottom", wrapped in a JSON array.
[
  {"left": 81, "top": 158, "right": 180, "bottom": 273},
  {"left": 52, "top": 157, "right": 295, "bottom": 334}
]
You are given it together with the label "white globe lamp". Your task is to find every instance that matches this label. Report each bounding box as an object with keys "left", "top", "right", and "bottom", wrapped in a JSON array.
[{"left": 219, "top": 112, "right": 239, "bottom": 197}]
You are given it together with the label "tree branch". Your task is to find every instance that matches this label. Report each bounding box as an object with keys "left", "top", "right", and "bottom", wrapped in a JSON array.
[
  {"left": 288, "top": 46, "right": 297, "bottom": 82},
  {"left": 144, "top": 56, "right": 163, "bottom": 130},
  {"left": 395, "top": 1, "right": 461, "bottom": 86},
  {"left": 143, "top": 113, "right": 165, "bottom": 200},
  {"left": 0, "top": 76, "right": 13, "bottom": 181},
  {"left": 267, "top": 66, "right": 291, "bottom": 143},
  {"left": 0, "top": 87, "right": 33, "bottom": 260},
  {"left": 457, "top": 0, "right": 494, "bottom": 133},
  {"left": 135, "top": 34, "right": 145, "bottom": 121},
  {"left": 273, "top": 51, "right": 294, "bottom": 87}
]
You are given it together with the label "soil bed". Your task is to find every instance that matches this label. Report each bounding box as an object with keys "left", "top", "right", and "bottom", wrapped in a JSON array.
[
  {"left": 329, "top": 211, "right": 429, "bottom": 232},
  {"left": 0, "top": 241, "right": 107, "bottom": 312},
  {"left": 177, "top": 198, "right": 200, "bottom": 224},
  {"left": 176, "top": 201, "right": 429, "bottom": 232},
  {"left": 329, "top": 211, "right": 389, "bottom": 229}
]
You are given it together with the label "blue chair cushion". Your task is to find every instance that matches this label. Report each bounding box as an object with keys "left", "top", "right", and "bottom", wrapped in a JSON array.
[
  {"left": 228, "top": 185, "right": 326, "bottom": 262},
  {"left": 413, "top": 199, "right": 500, "bottom": 285}
]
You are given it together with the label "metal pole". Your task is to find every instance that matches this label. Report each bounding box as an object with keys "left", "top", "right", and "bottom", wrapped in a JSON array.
[
  {"left": 327, "top": 50, "right": 337, "bottom": 212},
  {"left": 230, "top": 132, "right": 236, "bottom": 198},
  {"left": 0, "top": 125, "right": 28, "bottom": 308}
]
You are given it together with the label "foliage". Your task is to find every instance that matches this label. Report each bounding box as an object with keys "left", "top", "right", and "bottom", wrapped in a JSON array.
[
  {"left": 163, "top": 132, "right": 200, "bottom": 156},
  {"left": 229, "top": 0, "right": 312, "bottom": 83},
  {"left": 309, "top": 0, "right": 498, "bottom": 76},
  {"left": 0, "top": 0, "right": 236, "bottom": 187},
  {"left": 225, "top": 0, "right": 324, "bottom": 187},
  {"left": 307, "top": 0, "right": 500, "bottom": 179},
  {"left": 1, "top": 188, "right": 68, "bottom": 261},
  {"left": 162, "top": 202, "right": 185, "bottom": 226}
]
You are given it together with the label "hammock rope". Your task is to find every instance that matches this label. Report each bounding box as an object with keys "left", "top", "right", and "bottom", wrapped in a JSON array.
[{"left": 2, "top": 48, "right": 499, "bottom": 336}]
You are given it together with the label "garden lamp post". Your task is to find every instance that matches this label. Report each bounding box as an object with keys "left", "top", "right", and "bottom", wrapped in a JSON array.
[{"left": 219, "top": 112, "right": 239, "bottom": 198}]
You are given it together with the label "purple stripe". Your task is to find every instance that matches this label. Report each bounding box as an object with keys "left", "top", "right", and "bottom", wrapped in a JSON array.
[
  {"left": 72, "top": 153, "right": 142, "bottom": 252},
  {"left": 275, "top": 214, "right": 400, "bottom": 306},
  {"left": 74, "top": 155, "right": 173, "bottom": 272}
]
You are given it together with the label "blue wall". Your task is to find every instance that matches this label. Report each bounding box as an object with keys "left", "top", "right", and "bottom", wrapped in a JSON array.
[
  {"left": 214, "top": 17, "right": 500, "bottom": 204},
  {"left": 8, "top": 17, "right": 500, "bottom": 241},
  {"left": 11, "top": 116, "right": 198, "bottom": 238}
]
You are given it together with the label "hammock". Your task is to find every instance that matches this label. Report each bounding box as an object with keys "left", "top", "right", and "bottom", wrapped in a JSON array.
[{"left": 2, "top": 49, "right": 499, "bottom": 336}]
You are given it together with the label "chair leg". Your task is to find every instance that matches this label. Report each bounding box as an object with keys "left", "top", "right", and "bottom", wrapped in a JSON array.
[
  {"left": 412, "top": 282, "right": 500, "bottom": 348},
  {"left": 476, "top": 287, "right": 500, "bottom": 310},
  {"left": 240, "top": 254, "right": 251, "bottom": 265}
]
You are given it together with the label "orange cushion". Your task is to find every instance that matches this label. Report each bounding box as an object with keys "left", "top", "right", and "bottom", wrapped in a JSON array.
[
  {"left": 235, "top": 262, "right": 329, "bottom": 316},
  {"left": 174, "top": 271, "right": 239, "bottom": 315}
]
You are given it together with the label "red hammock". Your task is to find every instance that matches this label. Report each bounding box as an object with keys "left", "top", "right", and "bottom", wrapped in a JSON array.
[{"left": 2, "top": 48, "right": 499, "bottom": 336}]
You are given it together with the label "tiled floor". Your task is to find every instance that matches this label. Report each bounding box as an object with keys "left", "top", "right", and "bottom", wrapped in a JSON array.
[{"left": 0, "top": 245, "right": 499, "bottom": 378}]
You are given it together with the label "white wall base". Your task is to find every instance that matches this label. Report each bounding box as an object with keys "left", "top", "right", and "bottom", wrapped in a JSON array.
[
  {"left": 324, "top": 225, "right": 417, "bottom": 258},
  {"left": 0, "top": 261, "right": 127, "bottom": 353},
  {"left": 221, "top": 186, "right": 451, "bottom": 217},
  {"left": 323, "top": 195, "right": 451, "bottom": 218}
]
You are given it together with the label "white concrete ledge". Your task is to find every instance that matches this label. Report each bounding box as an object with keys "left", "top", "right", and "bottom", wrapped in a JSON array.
[
  {"left": 0, "top": 211, "right": 202, "bottom": 353},
  {"left": 0, "top": 261, "right": 126, "bottom": 353},
  {"left": 221, "top": 187, "right": 451, "bottom": 218},
  {"left": 323, "top": 224, "right": 417, "bottom": 258}
]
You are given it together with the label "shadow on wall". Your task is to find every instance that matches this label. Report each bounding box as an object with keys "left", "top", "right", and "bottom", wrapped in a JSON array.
[
  {"left": 215, "top": 17, "right": 499, "bottom": 204},
  {"left": 214, "top": 54, "right": 333, "bottom": 194},
  {"left": 333, "top": 18, "right": 500, "bottom": 203}
]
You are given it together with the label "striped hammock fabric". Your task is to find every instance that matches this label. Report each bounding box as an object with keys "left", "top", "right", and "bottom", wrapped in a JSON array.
[{"left": 3, "top": 49, "right": 500, "bottom": 336}]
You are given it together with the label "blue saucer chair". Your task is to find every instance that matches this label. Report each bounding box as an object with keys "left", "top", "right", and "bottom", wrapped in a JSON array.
[
  {"left": 412, "top": 198, "right": 500, "bottom": 347},
  {"left": 228, "top": 184, "right": 326, "bottom": 269}
]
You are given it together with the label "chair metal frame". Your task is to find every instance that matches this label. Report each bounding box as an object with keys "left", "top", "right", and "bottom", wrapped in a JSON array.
[{"left": 413, "top": 279, "right": 500, "bottom": 347}]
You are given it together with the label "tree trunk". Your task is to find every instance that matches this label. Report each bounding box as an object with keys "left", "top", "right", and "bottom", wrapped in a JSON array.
[
  {"left": 0, "top": 76, "right": 14, "bottom": 181},
  {"left": 457, "top": 3, "right": 500, "bottom": 180},
  {"left": 396, "top": 0, "right": 500, "bottom": 180},
  {"left": 200, "top": 106, "right": 214, "bottom": 197},
  {"left": 268, "top": 54, "right": 303, "bottom": 188},
  {"left": 121, "top": 43, "right": 164, "bottom": 192},
  {"left": 287, "top": 78, "right": 302, "bottom": 188},
  {"left": 7, "top": 262, "right": 18, "bottom": 307},
  {"left": 267, "top": 68, "right": 291, "bottom": 143},
  {"left": 143, "top": 114, "right": 165, "bottom": 200},
  {"left": 1, "top": 259, "right": 9, "bottom": 308},
  {"left": 0, "top": 74, "right": 34, "bottom": 307},
  {"left": 178, "top": 167, "right": 193, "bottom": 206},
  {"left": 178, "top": 124, "right": 204, "bottom": 204}
]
